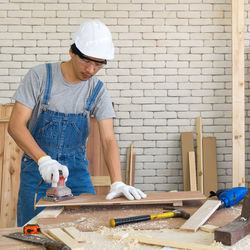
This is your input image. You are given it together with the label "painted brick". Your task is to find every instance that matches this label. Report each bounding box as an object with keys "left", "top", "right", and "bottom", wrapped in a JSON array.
[{"left": 1, "top": 0, "right": 249, "bottom": 192}]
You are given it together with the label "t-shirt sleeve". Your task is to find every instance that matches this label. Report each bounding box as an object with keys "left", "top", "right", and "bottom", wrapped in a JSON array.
[
  {"left": 92, "top": 83, "right": 116, "bottom": 121},
  {"left": 13, "top": 67, "right": 43, "bottom": 109}
]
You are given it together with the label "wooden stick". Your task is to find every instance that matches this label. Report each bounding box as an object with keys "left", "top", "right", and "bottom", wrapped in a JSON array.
[
  {"left": 188, "top": 151, "right": 197, "bottom": 191},
  {"left": 196, "top": 117, "right": 203, "bottom": 193},
  {"left": 131, "top": 234, "right": 221, "bottom": 250}
]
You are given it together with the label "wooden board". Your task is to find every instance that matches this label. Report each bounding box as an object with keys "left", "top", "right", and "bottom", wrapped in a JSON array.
[
  {"left": 37, "top": 206, "right": 64, "bottom": 219},
  {"left": 0, "top": 104, "right": 23, "bottom": 228},
  {"left": 203, "top": 137, "right": 217, "bottom": 197},
  {"left": 86, "top": 117, "right": 110, "bottom": 194},
  {"left": 181, "top": 132, "right": 194, "bottom": 191},
  {"left": 36, "top": 191, "right": 206, "bottom": 207},
  {"left": 180, "top": 200, "right": 221, "bottom": 232},
  {"left": 188, "top": 151, "right": 197, "bottom": 191},
  {"left": 232, "top": 0, "right": 245, "bottom": 188},
  {"left": 214, "top": 216, "right": 250, "bottom": 246},
  {"left": 47, "top": 228, "right": 84, "bottom": 250},
  {"left": 196, "top": 117, "right": 203, "bottom": 193}
]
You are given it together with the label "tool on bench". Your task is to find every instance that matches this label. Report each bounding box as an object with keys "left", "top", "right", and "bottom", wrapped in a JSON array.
[
  {"left": 35, "top": 170, "right": 73, "bottom": 205},
  {"left": 215, "top": 188, "right": 250, "bottom": 245},
  {"left": 44, "top": 170, "right": 74, "bottom": 202},
  {"left": 4, "top": 232, "right": 69, "bottom": 250},
  {"left": 209, "top": 186, "right": 248, "bottom": 208},
  {"left": 110, "top": 208, "right": 190, "bottom": 227},
  {"left": 23, "top": 224, "right": 41, "bottom": 234}
]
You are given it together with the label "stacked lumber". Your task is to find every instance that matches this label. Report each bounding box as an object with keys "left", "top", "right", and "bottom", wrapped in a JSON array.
[
  {"left": 0, "top": 104, "right": 23, "bottom": 228},
  {"left": 181, "top": 117, "right": 218, "bottom": 196}
]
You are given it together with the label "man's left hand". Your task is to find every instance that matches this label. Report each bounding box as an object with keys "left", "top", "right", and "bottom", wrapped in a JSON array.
[{"left": 106, "top": 182, "right": 147, "bottom": 200}]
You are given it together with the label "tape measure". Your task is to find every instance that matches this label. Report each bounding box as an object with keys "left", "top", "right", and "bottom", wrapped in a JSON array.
[{"left": 23, "top": 224, "right": 41, "bottom": 234}]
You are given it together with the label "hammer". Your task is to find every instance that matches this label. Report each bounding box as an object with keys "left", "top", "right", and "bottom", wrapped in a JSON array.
[{"left": 110, "top": 209, "right": 190, "bottom": 227}]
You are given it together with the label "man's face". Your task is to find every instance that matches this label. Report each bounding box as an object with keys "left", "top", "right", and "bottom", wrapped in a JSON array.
[{"left": 70, "top": 50, "right": 105, "bottom": 81}]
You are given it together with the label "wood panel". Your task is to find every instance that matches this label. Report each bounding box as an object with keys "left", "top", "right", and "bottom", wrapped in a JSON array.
[
  {"left": 181, "top": 132, "right": 194, "bottom": 191},
  {"left": 36, "top": 191, "right": 206, "bottom": 207},
  {"left": 232, "top": 0, "right": 245, "bottom": 187},
  {"left": 203, "top": 137, "right": 217, "bottom": 197},
  {"left": 0, "top": 104, "right": 22, "bottom": 228},
  {"left": 86, "top": 117, "right": 110, "bottom": 194}
]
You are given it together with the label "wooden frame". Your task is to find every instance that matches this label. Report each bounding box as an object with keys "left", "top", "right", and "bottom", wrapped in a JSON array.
[{"left": 232, "top": 0, "right": 245, "bottom": 187}]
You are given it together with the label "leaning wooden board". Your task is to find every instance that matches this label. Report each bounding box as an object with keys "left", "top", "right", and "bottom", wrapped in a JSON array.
[{"left": 36, "top": 191, "right": 206, "bottom": 207}]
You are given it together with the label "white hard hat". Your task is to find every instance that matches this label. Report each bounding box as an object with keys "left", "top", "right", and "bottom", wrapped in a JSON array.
[{"left": 72, "top": 20, "right": 114, "bottom": 60}]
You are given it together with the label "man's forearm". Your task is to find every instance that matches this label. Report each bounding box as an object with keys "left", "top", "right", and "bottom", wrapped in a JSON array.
[{"left": 102, "top": 139, "right": 123, "bottom": 183}]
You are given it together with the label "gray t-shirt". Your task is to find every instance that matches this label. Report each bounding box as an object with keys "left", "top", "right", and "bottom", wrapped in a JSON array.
[{"left": 13, "top": 62, "right": 115, "bottom": 131}]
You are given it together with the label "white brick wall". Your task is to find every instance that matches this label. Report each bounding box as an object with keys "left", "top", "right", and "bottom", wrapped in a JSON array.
[{"left": 1, "top": 0, "right": 249, "bottom": 191}]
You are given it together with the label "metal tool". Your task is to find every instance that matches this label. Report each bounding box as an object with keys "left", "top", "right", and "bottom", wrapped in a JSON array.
[
  {"left": 43, "top": 170, "right": 74, "bottom": 202},
  {"left": 23, "top": 224, "right": 41, "bottom": 234},
  {"left": 4, "top": 232, "right": 69, "bottom": 250},
  {"left": 110, "top": 208, "right": 190, "bottom": 227},
  {"left": 209, "top": 187, "right": 248, "bottom": 208}
]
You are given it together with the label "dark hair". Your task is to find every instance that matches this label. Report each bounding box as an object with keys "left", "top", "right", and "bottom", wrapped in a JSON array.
[{"left": 71, "top": 43, "right": 107, "bottom": 64}]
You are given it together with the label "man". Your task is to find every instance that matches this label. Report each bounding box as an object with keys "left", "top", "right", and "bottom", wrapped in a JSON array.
[{"left": 8, "top": 20, "right": 146, "bottom": 226}]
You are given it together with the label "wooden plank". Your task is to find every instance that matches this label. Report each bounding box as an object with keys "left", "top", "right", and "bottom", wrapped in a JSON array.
[
  {"left": 37, "top": 206, "right": 64, "bottom": 219},
  {"left": 203, "top": 137, "right": 217, "bottom": 197},
  {"left": 181, "top": 132, "right": 194, "bottom": 191},
  {"left": 36, "top": 191, "right": 206, "bottom": 207},
  {"left": 126, "top": 143, "right": 136, "bottom": 186},
  {"left": 200, "top": 224, "right": 219, "bottom": 233},
  {"left": 86, "top": 117, "right": 110, "bottom": 194},
  {"left": 215, "top": 216, "right": 250, "bottom": 246},
  {"left": 196, "top": 117, "right": 203, "bottom": 193},
  {"left": 188, "top": 151, "right": 197, "bottom": 191},
  {"left": 63, "top": 227, "right": 86, "bottom": 242},
  {"left": 180, "top": 200, "right": 221, "bottom": 232},
  {"left": 47, "top": 228, "right": 84, "bottom": 250},
  {"left": 232, "top": 0, "right": 245, "bottom": 187},
  {"left": 131, "top": 234, "right": 221, "bottom": 250},
  {"left": 0, "top": 122, "right": 22, "bottom": 228}
]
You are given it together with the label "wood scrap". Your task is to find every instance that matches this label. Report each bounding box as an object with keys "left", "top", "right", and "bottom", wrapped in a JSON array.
[
  {"left": 37, "top": 206, "right": 64, "bottom": 219},
  {"left": 63, "top": 227, "right": 86, "bottom": 242},
  {"left": 180, "top": 200, "right": 221, "bottom": 232},
  {"left": 131, "top": 234, "right": 221, "bottom": 250},
  {"left": 200, "top": 224, "right": 219, "bottom": 233},
  {"left": 47, "top": 228, "right": 84, "bottom": 250}
]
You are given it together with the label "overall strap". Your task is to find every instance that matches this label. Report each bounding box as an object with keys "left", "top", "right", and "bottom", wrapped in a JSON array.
[
  {"left": 42, "top": 63, "right": 53, "bottom": 105},
  {"left": 86, "top": 80, "right": 103, "bottom": 111}
]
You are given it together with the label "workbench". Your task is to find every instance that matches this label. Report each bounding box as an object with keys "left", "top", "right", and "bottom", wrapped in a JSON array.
[{"left": 1, "top": 198, "right": 250, "bottom": 249}]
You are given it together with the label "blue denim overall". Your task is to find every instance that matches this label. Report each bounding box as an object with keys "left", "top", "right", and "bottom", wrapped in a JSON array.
[{"left": 17, "top": 63, "right": 102, "bottom": 226}]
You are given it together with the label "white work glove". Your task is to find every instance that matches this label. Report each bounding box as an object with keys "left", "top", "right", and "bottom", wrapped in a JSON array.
[
  {"left": 38, "top": 156, "right": 69, "bottom": 187},
  {"left": 106, "top": 182, "right": 147, "bottom": 201}
]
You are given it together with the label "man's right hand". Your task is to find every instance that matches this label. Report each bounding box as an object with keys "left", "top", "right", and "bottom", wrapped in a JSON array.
[{"left": 38, "top": 156, "right": 69, "bottom": 186}]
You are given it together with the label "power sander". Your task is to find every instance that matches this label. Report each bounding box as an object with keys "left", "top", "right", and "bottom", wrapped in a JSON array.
[{"left": 43, "top": 170, "right": 74, "bottom": 202}]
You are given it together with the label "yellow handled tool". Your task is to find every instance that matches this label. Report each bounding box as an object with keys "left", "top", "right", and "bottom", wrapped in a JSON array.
[{"left": 110, "top": 209, "right": 190, "bottom": 227}]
